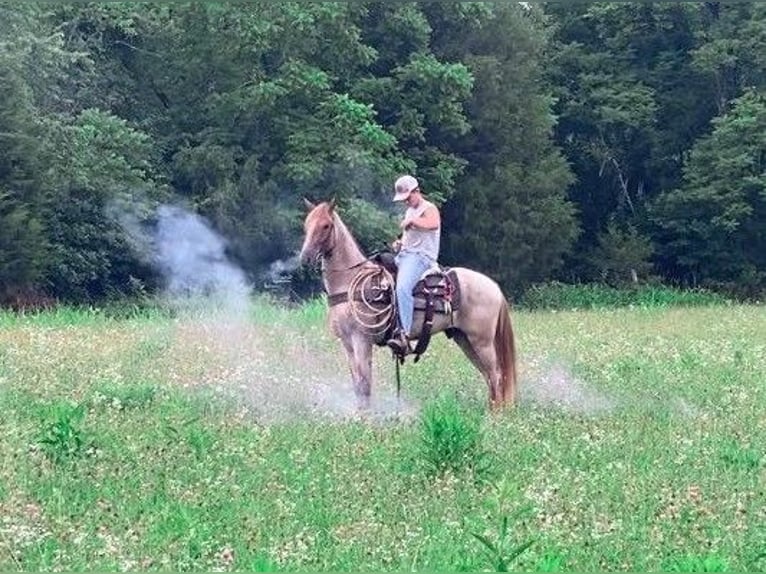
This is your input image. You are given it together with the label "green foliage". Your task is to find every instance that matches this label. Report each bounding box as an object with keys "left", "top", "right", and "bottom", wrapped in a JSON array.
[
  {"left": 548, "top": 6, "right": 662, "bottom": 211},
  {"left": 37, "top": 403, "right": 92, "bottom": 464},
  {"left": 1, "top": 2, "right": 765, "bottom": 303},
  {"left": 340, "top": 198, "right": 398, "bottom": 253},
  {"left": 719, "top": 440, "right": 761, "bottom": 471},
  {"left": 42, "top": 109, "right": 164, "bottom": 301},
  {"left": 535, "top": 552, "right": 567, "bottom": 572},
  {"left": 418, "top": 394, "right": 488, "bottom": 476},
  {"left": 0, "top": 195, "right": 47, "bottom": 300},
  {"left": 653, "top": 89, "right": 766, "bottom": 293},
  {"left": 0, "top": 47, "right": 47, "bottom": 300},
  {"left": 470, "top": 510, "right": 535, "bottom": 572},
  {"left": 92, "top": 2, "right": 468, "bottom": 280},
  {"left": 547, "top": 3, "right": 766, "bottom": 298},
  {"left": 45, "top": 109, "right": 156, "bottom": 190},
  {"left": 691, "top": 3, "right": 766, "bottom": 113},
  {"left": 439, "top": 3, "right": 579, "bottom": 295},
  {"left": 663, "top": 555, "right": 729, "bottom": 572},
  {"left": 520, "top": 282, "right": 729, "bottom": 311},
  {"left": 588, "top": 221, "right": 655, "bottom": 286}
]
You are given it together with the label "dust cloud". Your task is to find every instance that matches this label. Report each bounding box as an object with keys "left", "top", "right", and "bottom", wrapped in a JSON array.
[{"left": 520, "top": 360, "right": 615, "bottom": 414}]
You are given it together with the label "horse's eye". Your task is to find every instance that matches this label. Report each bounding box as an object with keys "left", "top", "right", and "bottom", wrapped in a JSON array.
[{"left": 322, "top": 223, "right": 331, "bottom": 231}]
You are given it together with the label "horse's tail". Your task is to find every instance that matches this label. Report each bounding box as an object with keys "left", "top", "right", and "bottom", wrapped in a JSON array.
[{"left": 494, "top": 300, "right": 517, "bottom": 406}]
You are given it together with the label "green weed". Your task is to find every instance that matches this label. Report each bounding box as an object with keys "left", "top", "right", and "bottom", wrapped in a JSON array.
[
  {"left": 470, "top": 510, "right": 535, "bottom": 572},
  {"left": 520, "top": 282, "right": 729, "bottom": 310},
  {"left": 37, "top": 402, "right": 92, "bottom": 464},
  {"left": 720, "top": 440, "right": 761, "bottom": 471},
  {"left": 418, "top": 394, "right": 489, "bottom": 476},
  {"left": 535, "top": 552, "right": 566, "bottom": 572}
]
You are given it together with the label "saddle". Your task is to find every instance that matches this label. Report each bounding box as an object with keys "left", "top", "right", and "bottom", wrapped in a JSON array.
[
  {"left": 371, "top": 252, "right": 462, "bottom": 361},
  {"left": 413, "top": 269, "right": 461, "bottom": 316},
  {"left": 409, "top": 268, "right": 461, "bottom": 360}
]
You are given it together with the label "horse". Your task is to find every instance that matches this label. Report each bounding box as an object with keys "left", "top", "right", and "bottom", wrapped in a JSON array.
[{"left": 299, "top": 199, "right": 517, "bottom": 410}]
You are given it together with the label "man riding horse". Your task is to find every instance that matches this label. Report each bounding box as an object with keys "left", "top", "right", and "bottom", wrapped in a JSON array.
[
  {"left": 387, "top": 175, "right": 442, "bottom": 356},
  {"left": 299, "top": 186, "right": 517, "bottom": 409}
]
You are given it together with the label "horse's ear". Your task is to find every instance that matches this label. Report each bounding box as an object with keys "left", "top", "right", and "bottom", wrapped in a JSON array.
[
  {"left": 328, "top": 197, "right": 336, "bottom": 213},
  {"left": 303, "top": 197, "right": 316, "bottom": 211}
]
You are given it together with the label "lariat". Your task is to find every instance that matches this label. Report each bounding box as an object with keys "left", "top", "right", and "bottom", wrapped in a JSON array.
[{"left": 347, "top": 266, "right": 396, "bottom": 337}]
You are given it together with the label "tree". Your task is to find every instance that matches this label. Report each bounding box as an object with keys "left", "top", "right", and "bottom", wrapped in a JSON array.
[
  {"left": 52, "top": 2, "right": 475, "bottom": 270},
  {"left": 652, "top": 89, "right": 766, "bottom": 294},
  {"left": 691, "top": 3, "right": 766, "bottom": 114},
  {"left": 7, "top": 2, "right": 763, "bottom": 303},
  {"left": 430, "top": 2, "right": 578, "bottom": 295},
  {"left": 0, "top": 5, "right": 52, "bottom": 300},
  {"left": 546, "top": 3, "right": 714, "bottom": 280},
  {"left": 41, "top": 109, "right": 165, "bottom": 300},
  {"left": 546, "top": 3, "right": 766, "bottom": 291},
  {"left": 588, "top": 221, "right": 654, "bottom": 286}
]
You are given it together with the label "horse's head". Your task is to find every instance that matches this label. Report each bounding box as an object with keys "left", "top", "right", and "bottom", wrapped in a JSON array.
[{"left": 299, "top": 198, "right": 337, "bottom": 265}]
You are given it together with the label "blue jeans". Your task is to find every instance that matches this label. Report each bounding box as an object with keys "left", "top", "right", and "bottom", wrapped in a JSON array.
[{"left": 394, "top": 251, "right": 434, "bottom": 336}]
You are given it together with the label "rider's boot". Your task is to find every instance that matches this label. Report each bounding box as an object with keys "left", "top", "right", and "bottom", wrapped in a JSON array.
[{"left": 386, "top": 328, "right": 411, "bottom": 357}]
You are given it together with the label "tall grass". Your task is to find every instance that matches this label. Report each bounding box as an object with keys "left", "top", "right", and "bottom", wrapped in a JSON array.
[
  {"left": 519, "top": 282, "right": 730, "bottom": 310},
  {"left": 0, "top": 302, "right": 172, "bottom": 328}
]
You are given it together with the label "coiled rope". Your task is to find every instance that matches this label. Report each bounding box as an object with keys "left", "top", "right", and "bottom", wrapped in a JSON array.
[{"left": 347, "top": 266, "right": 396, "bottom": 337}]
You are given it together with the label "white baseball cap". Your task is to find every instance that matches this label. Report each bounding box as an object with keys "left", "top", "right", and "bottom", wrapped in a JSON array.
[{"left": 393, "top": 175, "right": 419, "bottom": 202}]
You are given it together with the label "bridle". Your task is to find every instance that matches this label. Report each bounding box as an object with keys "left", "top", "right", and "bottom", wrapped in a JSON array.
[{"left": 312, "top": 217, "right": 369, "bottom": 275}]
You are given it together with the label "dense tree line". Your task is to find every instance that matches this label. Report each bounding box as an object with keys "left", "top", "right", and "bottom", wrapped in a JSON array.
[{"left": 0, "top": 2, "right": 764, "bottom": 304}]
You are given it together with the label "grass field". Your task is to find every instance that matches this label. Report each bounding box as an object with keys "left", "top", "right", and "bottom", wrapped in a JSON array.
[{"left": 0, "top": 299, "right": 763, "bottom": 571}]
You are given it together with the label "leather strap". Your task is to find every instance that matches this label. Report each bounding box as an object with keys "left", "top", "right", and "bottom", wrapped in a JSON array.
[{"left": 327, "top": 292, "right": 349, "bottom": 307}]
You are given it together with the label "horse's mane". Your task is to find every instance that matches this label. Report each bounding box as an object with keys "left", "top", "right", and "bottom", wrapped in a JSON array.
[{"left": 329, "top": 206, "right": 366, "bottom": 260}]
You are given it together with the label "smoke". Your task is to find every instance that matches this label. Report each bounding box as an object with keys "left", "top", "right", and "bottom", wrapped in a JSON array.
[
  {"left": 520, "top": 358, "right": 703, "bottom": 418},
  {"left": 521, "top": 360, "right": 615, "bottom": 414},
  {"left": 113, "top": 200, "right": 251, "bottom": 317},
  {"left": 154, "top": 205, "right": 251, "bottom": 315},
  {"left": 266, "top": 254, "right": 302, "bottom": 284}
]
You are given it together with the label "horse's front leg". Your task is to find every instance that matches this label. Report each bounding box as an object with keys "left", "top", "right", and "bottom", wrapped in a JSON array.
[{"left": 340, "top": 332, "right": 373, "bottom": 411}]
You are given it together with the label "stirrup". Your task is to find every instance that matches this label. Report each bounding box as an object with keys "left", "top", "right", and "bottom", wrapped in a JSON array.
[{"left": 386, "top": 331, "right": 411, "bottom": 357}]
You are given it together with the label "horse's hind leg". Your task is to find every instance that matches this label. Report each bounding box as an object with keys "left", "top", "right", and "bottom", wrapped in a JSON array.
[
  {"left": 451, "top": 330, "right": 497, "bottom": 406},
  {"left": 475, "top": 340, "right": 509, "bottom": 408}
]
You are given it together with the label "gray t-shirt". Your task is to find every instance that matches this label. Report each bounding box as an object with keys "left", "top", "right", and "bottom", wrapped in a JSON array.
[{"left": 401, "top": 199, "right": 440, "bottom": 262}]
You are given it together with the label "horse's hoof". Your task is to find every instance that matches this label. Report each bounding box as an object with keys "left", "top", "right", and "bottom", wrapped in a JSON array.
[{"left": 356, "top": 399, "right": 371, "bottom": 412}]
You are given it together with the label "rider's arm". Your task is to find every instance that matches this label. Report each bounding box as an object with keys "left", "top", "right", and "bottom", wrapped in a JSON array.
[{"left": 408, "top": 205, "right": 440, "bottom": 231}]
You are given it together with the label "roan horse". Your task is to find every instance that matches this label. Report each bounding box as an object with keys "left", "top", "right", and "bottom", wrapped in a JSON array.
[{"left": 299, "top": 199, "right": 517, "bottom": 410}]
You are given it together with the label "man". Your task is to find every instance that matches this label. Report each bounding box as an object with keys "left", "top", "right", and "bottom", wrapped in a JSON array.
[{"left": 386, "top": 174, "right": 441, "bottom": 356}]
